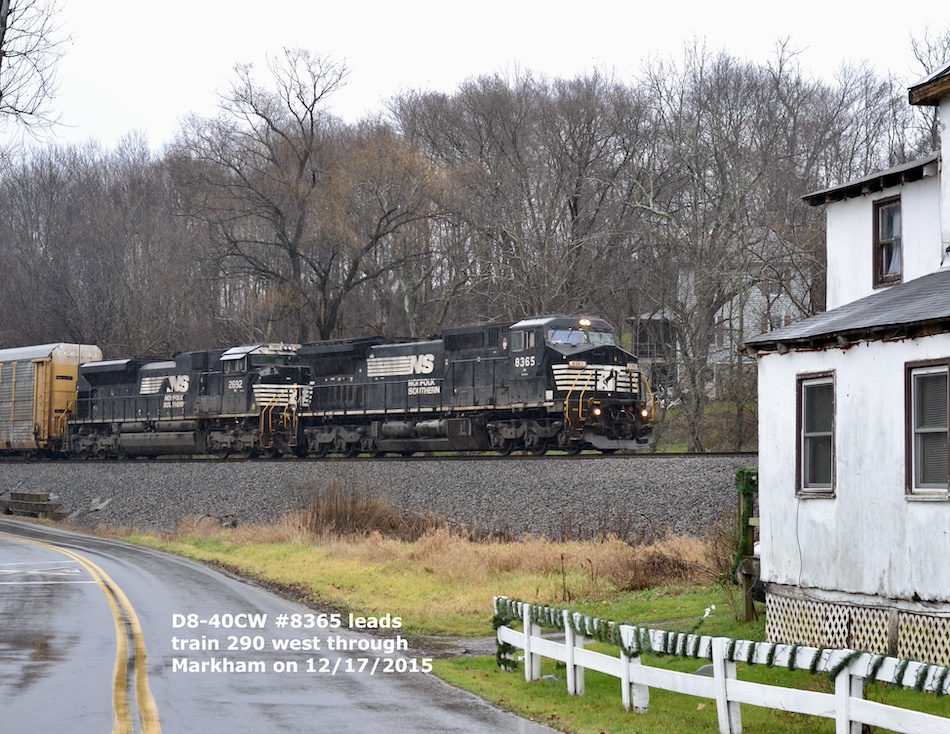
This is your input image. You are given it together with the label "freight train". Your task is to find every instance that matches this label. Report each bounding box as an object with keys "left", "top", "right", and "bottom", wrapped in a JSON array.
[{"left": 0, "top": 315, "right": 654, "bottom": 459}]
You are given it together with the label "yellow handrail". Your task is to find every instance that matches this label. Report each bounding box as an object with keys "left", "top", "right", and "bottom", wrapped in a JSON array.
[
  {"left": 564, "top": 369, "right": 595, "bottom": 430},
  {"left": 259, "top": 388, "right": 300, "bottom": 449}
]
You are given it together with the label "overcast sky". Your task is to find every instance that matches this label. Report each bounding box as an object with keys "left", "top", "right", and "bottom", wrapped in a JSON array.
[{"left": 11, "top": 0, "right": 950, "bottom": 150}]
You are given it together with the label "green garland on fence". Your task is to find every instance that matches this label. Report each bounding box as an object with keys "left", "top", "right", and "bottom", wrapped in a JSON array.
[
  {"left": 826, "top": 650, "right": 865, "bottom": 681},
  {"left": 892, "top": 658, "right": 911, "bottom": 689},
  {"left": 866, "top": 653, "right": 886, "bottom": 684},
  {"left": 809, "top": 647, "right": 826, "bottom": 676},
  {"left": 492, "top": 599, "right": 521, "bottom": 672},
  {"left": 935, "top": 665, "right": 950, "bottom": 697},
  {"left": 491, "top": 597, "right": 950, "bottom": 694},
  {"left": 788, "top": 644, "right": 801, "bottom": 671}
]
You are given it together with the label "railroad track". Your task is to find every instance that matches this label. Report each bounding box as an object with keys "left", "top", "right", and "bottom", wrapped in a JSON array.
[{"left": 0, "top": 450, "right": 757, "bottom": 464}]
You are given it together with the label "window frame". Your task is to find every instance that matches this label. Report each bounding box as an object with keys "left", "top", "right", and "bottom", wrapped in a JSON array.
[
  {"left": 873, "top": 196, "right": 902, "bottom": 288},
  {"left": 905, "top": 359, "right": 950, "bottom": 497},
  {"left": 796, "top": 371, "right": 836, "bottom": 496},
  {"left": 511, "top": 330, "right": 536, "bottom": 352}
]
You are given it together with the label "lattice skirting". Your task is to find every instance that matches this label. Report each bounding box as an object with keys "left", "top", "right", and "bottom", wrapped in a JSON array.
[{"left": 766, "top": 591, "right": 950, "bottom": 665}]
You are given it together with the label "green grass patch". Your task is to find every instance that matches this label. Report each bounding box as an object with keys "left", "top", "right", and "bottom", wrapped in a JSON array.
[{"left": 117, "top": 488, "right": 948, "bottom": 734}]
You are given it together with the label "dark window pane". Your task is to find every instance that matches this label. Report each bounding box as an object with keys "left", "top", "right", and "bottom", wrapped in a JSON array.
[
  {"left": 805, "top": 435, "right": 833, "bottom": 486},
  {"left": 918, "top": 432, "right": 949, "bottom": 486},
  {"left": 914, "top": 369, "right": 948, "bottom": 488},
  {"left": 915, "top": 373, "right": 948, "bottom": 430},
  {"left": 804, "top": 382, "right": 833, "bottom": 433}
]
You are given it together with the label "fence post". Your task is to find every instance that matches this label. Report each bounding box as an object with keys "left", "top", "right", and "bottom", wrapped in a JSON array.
[
  {"left": 563, "top": 611, "right": 586, "bottom": 695},
  {"left": 711, "top": 637, "right": 742, "bottom": 734},
  {"left": 735, "top": 468, "right": 758, "bottom": 623},
  {"left": 522, "top": 603, "right": 541, "bottom": 682},
  {"left": 833, "top": 659, "right": 864, "bottom": 734},
  {"left": 620, "top": 625, "right": 650, "bottom": 713}
]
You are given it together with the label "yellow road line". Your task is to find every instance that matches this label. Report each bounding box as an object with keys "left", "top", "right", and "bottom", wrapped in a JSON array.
[{"left": 0, "top": 532, "right": 162, "bottom": 734}]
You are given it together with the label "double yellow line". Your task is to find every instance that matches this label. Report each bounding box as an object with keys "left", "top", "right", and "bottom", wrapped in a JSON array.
[{"left": 2, "top": 532, "right": 162, "bottom": 734}]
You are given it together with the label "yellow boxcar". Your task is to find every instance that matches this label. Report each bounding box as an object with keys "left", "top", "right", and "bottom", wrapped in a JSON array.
[{"left": 0, "top": 343, "right": 103, "bottom": 453}]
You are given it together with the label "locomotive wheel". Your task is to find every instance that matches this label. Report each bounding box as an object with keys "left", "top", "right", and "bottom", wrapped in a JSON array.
[
  {"left": 565, "top": 442, "right": 583, "bottom": 455},
  {"left": 496, "top": 439, "right": 516, "bottom": 456},
  {"left": 528, "top": 439, "right": 549, "bottom": 456},
  {"left": 211, "top": 447, "right": 230, "bottom": 459}
]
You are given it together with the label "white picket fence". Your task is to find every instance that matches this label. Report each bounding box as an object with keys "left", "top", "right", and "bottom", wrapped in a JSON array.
[{"left": 493, "top": 597, "right": 950, "bottom": 734}]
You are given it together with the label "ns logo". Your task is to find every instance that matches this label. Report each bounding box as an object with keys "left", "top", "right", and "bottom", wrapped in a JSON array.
[
  {"left": 410, "top": 354, "right": 435, "bottom": 375},
  {"left": 165, "top": 375, "right": 190, "bottom": 393}
]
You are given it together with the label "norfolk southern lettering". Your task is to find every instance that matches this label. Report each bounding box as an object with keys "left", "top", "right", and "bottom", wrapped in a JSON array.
[{"left": 172, "top": 657, "right": 266, "bottom": 673}]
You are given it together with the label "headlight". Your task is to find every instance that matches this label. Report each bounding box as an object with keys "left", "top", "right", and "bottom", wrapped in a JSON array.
[
  {"left": 640, "top": 409, "right": 649, "bottom": 418},
  {"left": 592, "top": 407, "right": 602, "bottom": 417}
]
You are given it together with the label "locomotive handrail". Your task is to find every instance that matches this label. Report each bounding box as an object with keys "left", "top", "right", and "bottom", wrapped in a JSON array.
[
  {"left": 640, "top": 372, "right": 657, "bottom": 421},
  {"left": 258, "top": 387, "right": 300, "bottom": 449},
  {"left": 564, "top": 370, "right": 595, "bottom": 430}
]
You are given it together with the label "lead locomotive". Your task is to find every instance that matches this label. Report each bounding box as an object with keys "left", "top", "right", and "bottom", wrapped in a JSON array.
[{"left": 0, "top": 315, "right": 653, "bottom": 458}]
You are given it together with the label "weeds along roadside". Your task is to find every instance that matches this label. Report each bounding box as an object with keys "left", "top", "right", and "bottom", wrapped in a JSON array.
[{"left": 121, "top": 478, "right": 754, "bottom": 640}]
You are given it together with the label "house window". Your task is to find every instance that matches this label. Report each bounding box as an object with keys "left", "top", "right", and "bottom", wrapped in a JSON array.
[
  {"left": 907, "top": 362, "right": 949, "bottom": 493},
  {"left": 798, "top": 373, "right": 835, "bottom": 494},
  {"left": 874, "top": 197, "right": 901, "bottom": 286}
]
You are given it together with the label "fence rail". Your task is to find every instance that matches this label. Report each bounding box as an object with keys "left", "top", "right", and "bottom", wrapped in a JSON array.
[{"left": 493, "top": 597, "right": 950, "bottom": 734}]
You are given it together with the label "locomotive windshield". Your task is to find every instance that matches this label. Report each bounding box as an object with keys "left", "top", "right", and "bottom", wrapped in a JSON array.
[{"left": 545, "top": 327, "right": 615, "bottom": 347}]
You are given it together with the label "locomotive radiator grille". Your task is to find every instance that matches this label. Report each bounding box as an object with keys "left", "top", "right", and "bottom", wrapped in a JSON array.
[
  {"left": 252, "top": 384, "right": 312, "bottom": 408},
  {"left": 366, "top": 354, "right": 434, "bottom": 378},
  {"left": 550, "top": 363, "right": 639, "bottom": 396}
]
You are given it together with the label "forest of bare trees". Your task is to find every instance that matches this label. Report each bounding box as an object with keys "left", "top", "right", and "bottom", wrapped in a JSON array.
[{"left": 0, "top": 16, "right": 947, "bottom": 449}]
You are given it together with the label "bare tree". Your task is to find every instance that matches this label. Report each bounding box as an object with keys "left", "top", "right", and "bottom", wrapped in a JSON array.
[
  {"left": 392, "top": 71, "right": 653, "bottom": 327},
  {"left": 909, "top": 26, "right": 950, "bottom": 154},
  {"left": 0, "top": 0, "right": 63, "bottom": 130},
  {"left": 0, "top": 135, "right": 212, "bottom": 354},
  {"left": 173, "top": 48, "right": 437, "bottom": 342}
]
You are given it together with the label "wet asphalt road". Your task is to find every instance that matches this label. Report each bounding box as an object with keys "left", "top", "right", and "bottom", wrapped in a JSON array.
[{"left": 0, "top": 520, "right": 556, "bottom": 733}]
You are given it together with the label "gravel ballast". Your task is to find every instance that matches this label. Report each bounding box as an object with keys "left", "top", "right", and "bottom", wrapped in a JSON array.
[{"left": 1, "top": 455, "right": 757, "bottom": 539}]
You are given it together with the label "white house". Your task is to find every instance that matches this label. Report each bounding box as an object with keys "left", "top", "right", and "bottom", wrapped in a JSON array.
[{"left": 745, "top": 63, "right": 950, "bottom": 665}]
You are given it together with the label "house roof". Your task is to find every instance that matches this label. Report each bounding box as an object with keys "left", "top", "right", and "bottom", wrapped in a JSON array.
[
  {"left": 908, "top": 61, "right": 950, "bottom": 106},
  {"left": 802, "top": 154, "right": 940, "bottom": 207},
  {"left": 744, "top": 267, "right": 950, "bottom": 353}
]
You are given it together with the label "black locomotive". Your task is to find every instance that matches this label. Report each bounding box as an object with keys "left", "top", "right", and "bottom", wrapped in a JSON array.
[
  {"left": 0, "top": 315, "right": 654, "bottom": 458},
  {"left": 67, "top": 344, "right": 309, "bottom": 459}
]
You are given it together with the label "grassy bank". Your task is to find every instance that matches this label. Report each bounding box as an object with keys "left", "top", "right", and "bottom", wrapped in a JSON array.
[{"left": 119, "top": 481, "right": 945, "bottom": 733}]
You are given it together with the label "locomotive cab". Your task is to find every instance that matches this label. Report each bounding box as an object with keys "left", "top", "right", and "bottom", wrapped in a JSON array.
[
  {"left": 217, "top": 344, "right": 310, "bottom": 415},
  {"left": 510, "top": 315, "right": 654, "bottom": 452}
]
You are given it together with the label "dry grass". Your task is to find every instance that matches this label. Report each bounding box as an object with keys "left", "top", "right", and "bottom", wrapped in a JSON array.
[{"left": 167, "top": 480, "right": 720, "bottom": 606}]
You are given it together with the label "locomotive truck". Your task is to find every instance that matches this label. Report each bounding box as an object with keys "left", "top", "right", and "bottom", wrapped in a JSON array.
[{"left": 0, "top": 315, "right": 654, "bottom": 458}]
